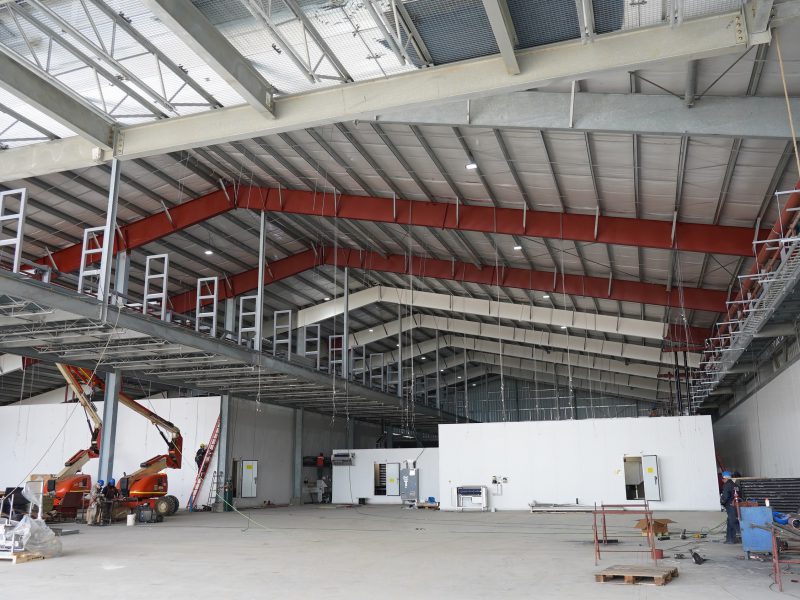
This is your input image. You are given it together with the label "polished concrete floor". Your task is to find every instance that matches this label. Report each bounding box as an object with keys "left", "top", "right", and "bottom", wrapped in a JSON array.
[{"left": 2, "top": 506, "right": 794, "bottom": 599}]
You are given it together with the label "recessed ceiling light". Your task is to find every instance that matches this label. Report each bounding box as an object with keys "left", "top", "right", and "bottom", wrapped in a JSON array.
[
  {"left": 513, "top": 245, "right": 522, "bottom": 250},
  {"left": 323, "top": 296, "right": 330, "bottom": 301},
  {"left": 542, "top": 294, "right": 550, "bottom": 299},
  {"left": 465, "top": 162, "right": 478, "bottom": 170},
  {"left": 204, "top": 249, "right": 213, "bottom": 255}
]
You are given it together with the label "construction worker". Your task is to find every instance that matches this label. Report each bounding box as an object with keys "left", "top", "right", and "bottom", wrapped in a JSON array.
[
  {"left": 102, "top": 478, "right": 119, "bottom": 499},
  {"left": 720, "top": 471, "right": 739, "bottom": 544},
  {"left": 316, "top": 452, "right": 325, "bottom": 480},
  {"left": 195, "top": 443, "right": 207, "bottom": 469},
  {"left": 87, "top": 479, "right": 104, "bottom": 525},
  {"left": 100, "top": 478, "right": 118, "bottom": 524}
]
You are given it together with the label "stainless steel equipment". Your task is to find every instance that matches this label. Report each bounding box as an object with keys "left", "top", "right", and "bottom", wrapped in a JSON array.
[{"left": 454, "top": 486, "right": 489, "bottom": 511}]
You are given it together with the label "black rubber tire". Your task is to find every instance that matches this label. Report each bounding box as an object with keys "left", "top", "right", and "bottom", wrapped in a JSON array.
[
  {"left": 166, "top": 495, "right": 179, "bottom": 515},
  {"left": 154, "top": 497, "right": 171, "bottom": 517}
]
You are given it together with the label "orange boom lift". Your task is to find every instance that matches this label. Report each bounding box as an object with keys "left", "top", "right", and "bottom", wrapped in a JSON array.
[{"left": 63, "top": 366, "right": 182, "bottom": 517}]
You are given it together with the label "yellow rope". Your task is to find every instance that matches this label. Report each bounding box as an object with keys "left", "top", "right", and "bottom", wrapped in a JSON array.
[{"left": 775, "top": 31, "right": 800, "bottom": 180}]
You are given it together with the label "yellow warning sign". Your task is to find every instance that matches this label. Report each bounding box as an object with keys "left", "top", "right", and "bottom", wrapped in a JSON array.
[{"left": 646, "top": 467, "right": 654, "bottom": 473}]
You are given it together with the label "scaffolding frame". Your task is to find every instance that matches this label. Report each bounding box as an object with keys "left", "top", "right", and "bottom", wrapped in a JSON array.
[
  {"left": 142, "top": 254, "right": 170, "bottom": 320},
  {"left": 195, "top": 276, "right": 218, "bottom": 336},
  {"left": 0, "top": 188, "right": 28, "bottom": 274},
  {"left": 273, "top": 309, "right": 292, "bottom": 359},
  {"left": 302, "top": 324, "right": 321, "bottom": 369}
]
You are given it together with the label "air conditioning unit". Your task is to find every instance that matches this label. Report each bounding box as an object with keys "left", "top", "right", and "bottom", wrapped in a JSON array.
[{"left": 331, "top": 452, "right": 355, "bottom": 466}]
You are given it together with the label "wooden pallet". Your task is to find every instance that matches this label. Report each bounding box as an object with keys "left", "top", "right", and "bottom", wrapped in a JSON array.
[
  {"left": 595, "top": 565, "right": 678, "bottom": 586},
  {"left": 0, "top": 551, "right": 46, "bottom": 564},
  {"left": 416, "top": 503, "right": 440, "bottom": 510}
]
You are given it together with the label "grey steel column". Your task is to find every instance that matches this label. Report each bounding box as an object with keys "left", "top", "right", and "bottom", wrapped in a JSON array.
[
  {"left": 435, "top": 330, "right": 441, "bottom": 409},
  {"left": 112, "top": 250, "right": 129, "bottom": 305},
  {"left": 97, "top": 370, "right": 121, "bottom": 483},
  {"left": 342, "top": 266, "right": 350, "bottom": 379},
  {"left": 396, "top": 304, "right": 402, "bottom": 398},
  {"left": 215, "top": 394, "right": 231, "bottom": 509},
  {"left": 98, "top": 159, "right": 120, "bottom": 320},
  {"left": 292, "top": 408, "right": 303, "bottom": 502},
  {"left": 463, "top": 347, "right": 468, "bottom": 420},
  {"left": 255, "top": 211, "right": 266, "bottom": 351},
  {"left": 224, "top": 297, "right": 235, "bottom": 342}
]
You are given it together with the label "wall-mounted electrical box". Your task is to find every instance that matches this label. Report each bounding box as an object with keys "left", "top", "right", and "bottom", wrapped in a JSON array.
[{"left": 400, "top": 466, "right": 419, "bottom": 504}]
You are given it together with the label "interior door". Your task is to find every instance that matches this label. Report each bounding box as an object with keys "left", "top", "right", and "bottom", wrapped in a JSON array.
[
  {"left": 642, "top": 455, "right": 661, "bottom": 500},
  {"left": 241, "top": 460, "right": 258, "bottom": 498},
  {"left": 385, "top": 463, "right": 400, "bottom": 496}
]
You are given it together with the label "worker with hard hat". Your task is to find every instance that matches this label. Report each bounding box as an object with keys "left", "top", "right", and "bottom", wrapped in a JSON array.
[
  {"left": 720, "top": 471, "right": 739, "bottom": 544},
  {"left": 87, "top": 479, "right": 104, "bottom": 525},
  {"left": 100, "top": 478, "right": 119, "bottom": 524},
  {"left": 195, "top": 443, "right": 207, "bottom": 469}
]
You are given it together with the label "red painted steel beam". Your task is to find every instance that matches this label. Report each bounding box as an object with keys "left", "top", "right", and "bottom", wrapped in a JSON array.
[
  {"left": 238, "top": 187, "right": 768, "bottom": 257},
  {"left": 170, "top": 246, "right": 715, "bottom": 344},
  {"left": 40, "top": 185, "right": 764, "bottom": 275},
  {"left": 35, "top": 187, "right": 238, "bottom": 273},
  {"left": 169, "top": 248, "right": 318, "bottom": 314}
]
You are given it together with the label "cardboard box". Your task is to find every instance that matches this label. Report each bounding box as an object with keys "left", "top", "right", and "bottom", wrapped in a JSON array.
[{"left": 634, "top": 518, "right": 675, "bottom": 536}]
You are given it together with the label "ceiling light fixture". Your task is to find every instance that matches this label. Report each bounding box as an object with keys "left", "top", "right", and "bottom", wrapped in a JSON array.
[
  {"left": 421, "top": 356, "right": 426, "bottom": 360},
  {"left": 323, "top": 296, "right": 330, "bottom": 301},
  {"left": 513, "top": 245, "right": 522, "bottom": 250},
  {"left": 543, "top": 294, "right": 550, "bottom": 299},
  {"left": 457, "top": 375, "right": 462, "bottom": 379},
  {"left": 560, "top": 325, "right": 567, "bottom": 330},
  {"left": 465, "top": 162, "right": 478, "bottom": 170},
  {"left": 368, "top": 328, "right": 374, "bottom": 332},
  {"left": 204, "top": 249, "right": 213, "bottom": 255}
]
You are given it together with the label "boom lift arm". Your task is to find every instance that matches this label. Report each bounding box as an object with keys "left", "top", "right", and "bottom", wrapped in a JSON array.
[
  {"left": 63, "top": 366, "right": 183, "bottom": 482},
  {"left": 55, "top": 364, "right": 102, "bottom": 480}
]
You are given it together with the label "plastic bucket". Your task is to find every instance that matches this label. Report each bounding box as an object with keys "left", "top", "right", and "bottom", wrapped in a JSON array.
[{"left": 126, "top": 513, "right": 136, "bottom": 527}]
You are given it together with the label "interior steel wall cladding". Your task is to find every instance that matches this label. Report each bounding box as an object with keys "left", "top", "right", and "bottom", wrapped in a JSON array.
[{"left": 737, "top": 479, "right": 800, "bottom": 513}]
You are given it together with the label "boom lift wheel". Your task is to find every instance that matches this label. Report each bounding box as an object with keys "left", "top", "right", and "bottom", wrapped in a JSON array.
[{"left": 154, "top": 497, "right": 171, "bottom": 517}]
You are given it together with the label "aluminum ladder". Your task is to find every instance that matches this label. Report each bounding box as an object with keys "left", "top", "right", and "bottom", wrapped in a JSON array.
[
  {"left": 187, "top": 415, "right": 221, "bottom": 511},
  {"left": 205, "top": 471, "right": 221, "bottom": 510}
]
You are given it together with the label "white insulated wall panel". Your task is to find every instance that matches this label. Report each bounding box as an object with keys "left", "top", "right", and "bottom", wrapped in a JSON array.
[
  {"left": 438, "top": 416, "right": 719, "bottom": 511},
  {"left": 0, "top": 396, "right": 220, "bottom": 508},
  {"left": 714, "top": 358, "right": 800, "bottom": 477}
]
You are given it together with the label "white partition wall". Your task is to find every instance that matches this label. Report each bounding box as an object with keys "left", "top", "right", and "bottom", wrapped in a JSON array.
[
  {"left": 0, "top": 396, "right": 221, "bottom": 508},
  {"left": 438, "top": 416, "right": 719, "bottom": 511},
  {"left": 332, "top": 448, "right": 439, "bottom": 505},
  {"left": 714, "top": 359, "right": 800, "bottom": 478}
]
